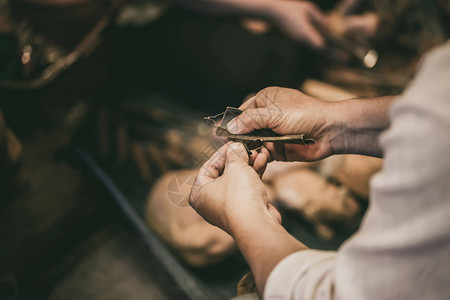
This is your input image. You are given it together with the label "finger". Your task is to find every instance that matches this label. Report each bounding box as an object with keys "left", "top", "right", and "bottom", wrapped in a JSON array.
[
  {"left": 239, "top": 95, "right": 257, "bottom": 110},
  {"left": 225, "top": 142, "right": 249, "bottom": 170},
  {"left": 196, "top": 143, "right": 228, "bottom": 185},
  {"left": 253, "top": 152, "right": 269, "bottom": 178},
  {"left": 249, "top": 150, "right": 259, "bottom": 166},
  {"left": 227, "top": 107, "right": 275, "bottom": 134},
  {"left": 260, "top": 147, "right": 273, "bottom": 163},
  {"left": 239, "top": 88, "right": 275, "bottom": 110},
  {"left": 241, "top": 93, "right": 257, "bottom": 106},
  {"left": 189, "top": 179, "right": 221, "bottom": 218},
  {"left": 263, "top": 142, "right": 288, "bottom": 161}
]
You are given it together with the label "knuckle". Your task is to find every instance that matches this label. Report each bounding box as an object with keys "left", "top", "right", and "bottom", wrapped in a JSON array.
[
  {"left": 240, "top": 110, "right": 257, "bottom": 127},
  {"left": 188, "top": 186, "right": 202, "bottom": 208}
]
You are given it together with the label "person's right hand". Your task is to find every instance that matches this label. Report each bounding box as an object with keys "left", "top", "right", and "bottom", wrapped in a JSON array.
[{"left": 226, "top": 87, "right": 338, "bottom": 162}]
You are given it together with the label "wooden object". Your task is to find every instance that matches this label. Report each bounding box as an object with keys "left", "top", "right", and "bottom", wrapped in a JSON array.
[
  {"left": 131, "top": 143, "right": 153, "bottom": 183},
  {"left": 145, "top": 170, "right": 236, "bottom": 267},
  {"left": 273, "top": 168, "right": 360, "bottom": 239}
]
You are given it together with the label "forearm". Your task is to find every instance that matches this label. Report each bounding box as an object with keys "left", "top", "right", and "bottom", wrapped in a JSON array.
[
  {"left": 328, "top": 95, "right": 397, "bottom": 157},
  {"left": 231, "top": 214, "right": 308, "bottom": 296},
  {"left": 173, "top": 0, "right": 276, "bottom": 19}
]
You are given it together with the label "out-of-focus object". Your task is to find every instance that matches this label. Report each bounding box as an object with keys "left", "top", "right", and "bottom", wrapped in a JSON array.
[
  {"left": 0, "top": 110, "right": 22, "bottom": 169},
  {"left": 323, "top": 66, "right": 410, "bottom": 96},
  {"left": 241, "top": 18, "right": 270, "bottom": 35},
  {"left": 0, "top": 16, "right": 108, "bottom": 89},
  {"left": 262, "top": 161, "right": 313, "bottom": 182},
  {"left": 328, "top": 11, "right": 380, "bottom": 43},
  {"left": 0, "top": 110, "right": 22, "bottom": 194},
  {"left": 10, "top": 0, "right": 111, "bottom": 48},
  {"left": 273, "top": 168, "right": 359, "bottom": 240},
  {"left": 301, "top": 79, "right": 356, "bottom": 100},
  {"left": 326, "top": 2, "right": 380, "bottom": 69},
  {"left": 0, "top": 0, "right": 123, "bottom": 90},
  {"left": 0, "top": 0, "right": 119, "bottom": 135},
  {"left": 374, "top": 0, "right": 447, "bottom": 55},
  {"left": 331, "top": 155, "right": 381, "bottom": 199},
  {"left": 322, "top": 29, "right": 378, "bottom": 69},
  {"left": 116, "top": 0, "right": 168, "bottom": 27},
  {"left": 145, "top": 170, "right": 236, "bottom": 267},
  {"left": 236, "top": 272, "right": 257, "bottom": 296},
  {"left": 263, "top": 155, "right": 380, "bottom": 239}
]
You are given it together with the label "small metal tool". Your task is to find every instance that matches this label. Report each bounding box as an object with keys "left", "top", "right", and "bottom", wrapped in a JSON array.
[{"left": 204, "top": 107, "right": 316, "bottom": 154}]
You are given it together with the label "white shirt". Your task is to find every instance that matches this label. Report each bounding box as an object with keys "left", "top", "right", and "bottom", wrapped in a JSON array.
[{"left": 264, "top": 40, "right": 450, "bottom": 300}]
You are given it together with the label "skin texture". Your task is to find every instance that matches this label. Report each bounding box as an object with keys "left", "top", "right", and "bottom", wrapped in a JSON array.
[
  {"left": 189, "top": 143, "right": 306, "bottom": 295},
  {"left": 227, "top": 87, "right": 396, "bottom": 160},
  {"left": 190, "top": 87, "right": 397, "bottom": 296}
]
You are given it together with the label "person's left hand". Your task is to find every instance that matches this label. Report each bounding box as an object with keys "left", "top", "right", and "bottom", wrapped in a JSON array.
[{"left": 189, "top": 142, "right": 281, "bottom": 236}]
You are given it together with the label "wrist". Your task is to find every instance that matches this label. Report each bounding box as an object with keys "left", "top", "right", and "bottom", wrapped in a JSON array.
[
  {"left": 227, "top": 205, "right": 281, "bottom": 239},
  {"left": 325, "top": 101, "right": 350, "bottom": 155},
  {"left": 326, "top": 97, "right": 394, "bottom": 156},
  {"left": 230, "top": 210, "right": 307, "bottom": 295}
]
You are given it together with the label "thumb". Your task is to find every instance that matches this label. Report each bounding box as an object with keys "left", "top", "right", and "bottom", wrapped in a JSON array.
[
  {"left": 225, "top": 143, "right": 249, "bottom": 169},
  {"left": 227, "top": 108, "right": 274, "bottom": 134}
]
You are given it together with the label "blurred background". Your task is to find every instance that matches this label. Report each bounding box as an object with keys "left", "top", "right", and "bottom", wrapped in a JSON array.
[{"left": 0, "top": 0, "right": 447, "bottom": 299}]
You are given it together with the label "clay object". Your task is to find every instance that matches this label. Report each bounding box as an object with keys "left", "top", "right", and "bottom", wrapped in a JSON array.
[
  {"left": 262, "top": 161, "right": 316, "bottom": 182},
  {"left": 145, "top": 169, "right": 236, "bottom": 267},
  {"left": 273, "top": 168, "right": 360, "bottom": 240},
  {"left": 333, "top": 155, "right": 382, "bottom": 199}
]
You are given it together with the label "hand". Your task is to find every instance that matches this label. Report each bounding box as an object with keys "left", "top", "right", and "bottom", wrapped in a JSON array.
[
  {"left": 189, "top": 142, "right": 281, "bottom": 235},
  {"left": 267, "top": 1, "right": 328, "bottom": 49},
  {"left": 227, "top": 87, "right": 337, "bottom": 162}
]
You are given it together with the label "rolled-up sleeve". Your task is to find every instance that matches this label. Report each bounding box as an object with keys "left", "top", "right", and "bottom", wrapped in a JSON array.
[
  {"left": 264, "top": 250, "right": 336, "bottom": 300},
  {"left": 264, "top": 41, "right": 450, "bottom": 300}
]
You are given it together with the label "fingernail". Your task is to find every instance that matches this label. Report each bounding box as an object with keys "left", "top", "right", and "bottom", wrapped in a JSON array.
[
  {"left": 227, "top": 119, "right": 240, "bottom": 134},
  {"left": 228, "top": 142, "right": 242, "bottom": 151}
]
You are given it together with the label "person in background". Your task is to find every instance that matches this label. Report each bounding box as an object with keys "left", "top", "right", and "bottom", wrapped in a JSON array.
[
  {"left": 181, "top": 0, "right": 330, "bottom": 49},
  {"left": 180, "top": 0, "right": 378, "bottom": 49},
  {"left": 118, "top": 0, "right": 378, "bottom": 110},
  {"left": 188, "top": 1, "right": 450, "bottom": 299}
]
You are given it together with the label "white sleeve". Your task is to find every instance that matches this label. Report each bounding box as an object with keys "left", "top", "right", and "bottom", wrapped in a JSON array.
[
  {"left": 264, "top": 41, "right": 450, "bottom": 300},
  {"left": 264, "top": 250, "right": 336, "bottom": 300}
]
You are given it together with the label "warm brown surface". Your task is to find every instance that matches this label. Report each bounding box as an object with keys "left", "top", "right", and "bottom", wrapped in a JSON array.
[
  {"left": 145, "top": 170, "right": 236, "bottom": 267},
  {"left": 49, "top": 228, "right": 170, "bottom": 300},
  {"left": 0, "top": 128, "right": 176, "bottom": 299}
]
